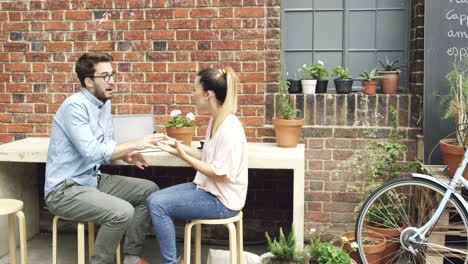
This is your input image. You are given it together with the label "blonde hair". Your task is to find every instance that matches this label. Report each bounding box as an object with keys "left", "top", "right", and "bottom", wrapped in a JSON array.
[{"left": 197, "top": 67, "right": 239, "bottom": 135}]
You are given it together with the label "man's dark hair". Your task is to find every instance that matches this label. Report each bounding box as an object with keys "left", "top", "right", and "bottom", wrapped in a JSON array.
[{"left": 75, "top": 52, "right": 113, "bottom": 87}]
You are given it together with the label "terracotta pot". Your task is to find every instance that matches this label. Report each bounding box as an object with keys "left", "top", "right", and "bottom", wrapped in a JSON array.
[
  {"left": 378, "top": 71, "right": 399, "bottom": 94},
  {"left": 272, "top": 118, "right": 304, "bottom": 148},
  {"left": 362, "top": 81, "right": 377, "bottom": 95},
  {"left": 166, "top": 126, "right": 195, "bottom": 146},
  {"left": 365, "top": 223, "right": 404, "bottom": 264},
  {"left": 340, "top": 231, "right": 386, "bottom": 264},
  {"left": 440, "top": 138, "right": 467, "bottom": 178}
]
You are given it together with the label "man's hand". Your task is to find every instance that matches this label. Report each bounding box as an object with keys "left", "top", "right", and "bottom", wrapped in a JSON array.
[
  {"left": 121, "top": 152, "right": 149, "bottom": 170},
  {"left": 135, "top": 133, "right": 165, "bottom": 151}
]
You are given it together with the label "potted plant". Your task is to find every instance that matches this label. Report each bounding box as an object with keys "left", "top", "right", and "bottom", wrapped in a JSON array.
[
  {"left": 165, "top": 110, "right": 195, "bottom": 146},
  {"left": 340, "top": 231, "right": 386, "bottom": 264},
  {"left": 341, "top": 107, "right": 416, "bottom": 264},
  {"left": 264, "top": 226, "right": 303, "bottom": 264},
  {"left": 440, "top": 56, "right": 468, "bottom": 178},
  {"left": 311, "top": 61, "right": 329, "bottom": 93},
  {"left": 298, "top": 63, "right": 317, "bottom": 94},
  {"left": 272, "top": 74, "right": 304, "bottom": 148},
  {"left": 309, "top": 229, "right": 356, "bottom": 264},
  {"left": 287, "top": 72, "right": 302, "bottom": 94},
  {"left": 331, "top": 66, "right": 353, "bottom": 94},
  {"left": 355, "top": 67, "right": 387, "bottom": 95},
  {"left": 377, "top": 57, "right": 406, "bottom": 94}
]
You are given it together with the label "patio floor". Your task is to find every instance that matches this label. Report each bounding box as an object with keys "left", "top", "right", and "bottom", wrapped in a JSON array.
[{"left": 0, "top": 232, "right": 267, "bottom": 264}]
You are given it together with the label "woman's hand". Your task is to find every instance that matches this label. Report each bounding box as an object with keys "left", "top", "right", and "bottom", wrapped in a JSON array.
[
  {"left": 158, "top": 140, "right": 186, "bottom": 159},
  {"left": 121, "top": 152, "right": 149, "bottom": 170},
  {"left": 135, "top": 133, "right": 166, "bottom": 151}
]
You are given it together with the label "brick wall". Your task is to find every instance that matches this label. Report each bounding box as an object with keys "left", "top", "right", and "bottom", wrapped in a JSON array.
[
  {"left": 0, "top": 0, "right": 279, "bottom": 143},
  {"left": 409, "top": 0, "right": 424, "bottom": 95}
]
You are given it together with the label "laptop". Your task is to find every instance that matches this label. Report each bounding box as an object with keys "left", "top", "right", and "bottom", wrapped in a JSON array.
[{"left": 112, "top": 114, "right": 161, "bottom": 153}]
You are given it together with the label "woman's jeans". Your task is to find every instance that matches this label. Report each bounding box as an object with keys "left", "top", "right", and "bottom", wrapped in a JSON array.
[{"left": 147, "top": 182, "right": 239, "bottom": 264}]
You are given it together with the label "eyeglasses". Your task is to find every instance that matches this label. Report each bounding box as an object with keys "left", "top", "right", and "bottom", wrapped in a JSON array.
[{"left": 89, "top": 72, "right": 116, "bottom": 82}]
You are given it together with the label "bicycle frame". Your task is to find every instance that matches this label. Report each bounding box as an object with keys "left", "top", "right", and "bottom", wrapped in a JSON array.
[{"left": 410, "top": 146, "right": 468, "bottom": 245}]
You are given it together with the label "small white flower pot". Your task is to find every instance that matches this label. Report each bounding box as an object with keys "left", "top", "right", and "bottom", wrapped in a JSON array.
[{"left": 301, "top": 79, "right": 317, "bottom": 94}]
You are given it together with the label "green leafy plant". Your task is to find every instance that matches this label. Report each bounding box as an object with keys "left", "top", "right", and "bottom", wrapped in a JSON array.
[
  {"left": 298, "top": 61, "right": 329, "bottom": 80},
  {"left": 342, "top": 107, "right": 416, "bottom": 226},
  {"left": 355, "top": 68, "right": 387, "bottom": 81},
  {"left": 377, "top": 57, "right": 407, "bottom": 72},
  {"left": 309, "top": 229, "right": 354, "bottom": 264},
  {"left": 164, "top": 110, "right": 194, "bottom": 127},
  {"left": 331, "top": 66, "right": 351, "bottom": 79},
  {"left": 277, "top": 74, "right": 300, "bottom": 120},
  {"left": 265, "top": 226, "right": 302, "bottom": 263},
  {"left": 444, "top": 57, "right": 468, "bottom": 146}
]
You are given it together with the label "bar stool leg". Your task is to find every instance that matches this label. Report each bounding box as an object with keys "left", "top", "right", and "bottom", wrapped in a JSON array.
[
  {"left": 236, "top": 218, "right": 243, "bottom": 264},
  {"left": 184, "top": 222, "right": 195, "bottom": 264},
  {"left": 226, "top": 223, "right": 237, "bottom": 264},
  {"left": 52, "top": 216, "right": 60, "bottom": 264},
  {"left": 195, "top": 224, "right": 202, "bottom": 264},
  {"left": 16, "top": 211, "right": 27, "bottom": 264},
  {"left": 88, "top": 222, "right": 94, "bottom": 263},
  {"left": 116, "top": 243, "right": 121, "bottom": 264},
  {"left": 77, "top": 223, "right": 85, "bottom": 264},
  {"left": 8, "top": 213, "right": 17, "bottom": 264}
]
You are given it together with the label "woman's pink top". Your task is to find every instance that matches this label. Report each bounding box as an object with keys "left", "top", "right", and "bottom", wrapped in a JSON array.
[{"left": 193, "top": 115, "right": 248, "bottom": 211}]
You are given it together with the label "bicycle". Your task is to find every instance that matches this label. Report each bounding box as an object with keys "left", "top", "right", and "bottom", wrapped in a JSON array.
[{"left": 355, "top": 145, "right": 468, "bottom": 263}]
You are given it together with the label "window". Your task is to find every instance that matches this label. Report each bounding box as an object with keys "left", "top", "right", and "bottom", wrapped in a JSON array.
[{"left": 282, "top": 0, "right": 410, "bottom": 91}]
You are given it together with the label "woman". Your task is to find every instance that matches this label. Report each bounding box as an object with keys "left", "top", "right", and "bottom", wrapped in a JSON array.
[{"left": 147, "top": 67, "right": 248, "bottom": 264}]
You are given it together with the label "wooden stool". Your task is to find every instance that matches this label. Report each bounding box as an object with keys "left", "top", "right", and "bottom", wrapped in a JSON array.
[
  {"left": 52, "top": 216, "right": 121, "bottom": 264},
  {"left": 184, "top": 211, "right": 243, "bottom": 264},
  {"left": 0, "top": 199, "right": 27, "bottom": 264}
]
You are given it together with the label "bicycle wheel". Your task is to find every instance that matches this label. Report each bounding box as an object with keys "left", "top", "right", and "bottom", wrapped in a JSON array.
[{"left": 355, "top": 177, "right": 468, "bottom": 264}]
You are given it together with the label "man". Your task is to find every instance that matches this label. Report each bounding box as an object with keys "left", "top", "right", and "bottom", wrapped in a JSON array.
[{"left": 45, "top": 52, "right": 160, "bottom": 264}]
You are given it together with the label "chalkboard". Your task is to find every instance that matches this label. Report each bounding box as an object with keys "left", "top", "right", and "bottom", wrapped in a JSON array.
[{"left": 424, "top": 0, "right": 468, "bottom": 164}]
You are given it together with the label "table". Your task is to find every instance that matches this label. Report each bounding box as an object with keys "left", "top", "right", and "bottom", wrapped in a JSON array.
[{"left": 0, "top": 137, "right": 305, "bottom": 256}]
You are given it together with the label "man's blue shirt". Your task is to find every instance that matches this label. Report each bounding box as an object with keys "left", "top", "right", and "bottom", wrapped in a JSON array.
[{"left": 44, "top": 88, "right": 116, "bottom": 197}]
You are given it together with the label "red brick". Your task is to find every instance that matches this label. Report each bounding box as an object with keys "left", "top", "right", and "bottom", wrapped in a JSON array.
[
  {"left": 5, "top": 63, "right": 30, "bottom": 72},
  {"left": 6, "top": 84, "right": 32, "bottom": 93},
  {"left": 130, "top": 20, "right": 153, "bottom": 30},
  {"left": 34, "top": 104, "right": 47, "bottom": 113},
  {"left": 27, "top": 115, "right": 53, "bottom": 124},
  {"left": 175, "top": 9, "right": 189, "bottom": 18},
  {"left": 123, "top": 73, "right": 144, "bottom": 82},
  {"left": 47, "top": 63, "right": 73, "bottom": 72},
  {"left": 45, "top": 42, "right": 72, "bottom": 52},
  {"left": 0, "top": 113, "right": 12, "bottom": 123},
  {"left": 44, "top": 22, "right": 71, "bottom": 31},
  {"left": 168, "top": 20, "right": 197, "bottom": 29},
  {"left": 234, "top": 7, "right": 264, "bottom": 17},
  {"left": 21, "top": 11, "right": 49, "bottom": 21},
  {"left": 85, "top": 0, "right": 113, "bottom": 8},
  {"left": 132, "top": 63, "right": 153, "bottom": 72},
  {"left": 125, "top": 52, "right": 145, "bottom": 62},
  {"left": 4, "top": 43, "right": 28, "bottom": 52},
  {"left": 190, "top": 51, "right": 218, "bottom": 61},
  {"left": 147, "top": 52, "right": 174, "bottom": 61},
  {"left": 132, "top": 105, "right": 153, "bottom": 114},
  {"left": 167, "top": 0, "right": 195, "bottom": 7},
  {"left": 8, "top": 124, "right": 33, "bottom": 133},
  {"left": 146, "top": 10, "right": 174, "bottom": 19},
  {"left": 0, "top": 134, "right": 14, "bottom": 143},
  {"left": 123, "top": 10, "right": 144, "bottom": 19},
  {"left": 175, "top": 94, "right": 190, "bottom": 104},
  {"left": 26, "top": 94, "right": 52, "bottom": 103},
  {"left": 168, "top": 62, "right": 197, "bottom": 72},
  {"left": 212, "top": 40, "right": 241, "bottom": 50},
  {"left": 238, "top": 73, "right": 264, "bottom": 82},
  {"left": 168, "top": 41, "right": 196, "bottom": 50},
  {"left": 44, "top": 0, "right": 70, "bottom": 9},
  {"left": 52, "top": 11, "right": 64, "bottom": 20},
  {"left": 146, "top": 94, "right": 174, "bottom": 104},
  {"left": 1, "top": 1, "right": 27, "bottom": 10},
  {"left": 53, "top": 73, "right": 67, "bottom": 83},
  {"left": 129, "top": 0, "right": 150, "bottom": 8},
  {"left": 124, "top": 31, "right": 145, "bottom": 40},
  {"left": 220, "top": 7, "right": 234, "bottom": 17},
  {"left": 26, "top": 73, "right": 52, "bottom": 82},
  {"left": 7, "top": 104, "right": 33, "bottom": 113},
  {"left": 190, "top": 30, "right": 219, "bottom": 40},
  {"left": 234, "top": 29, "right": 264, "bottom": 39},
  {"left": 0, "top": 94, "right": 11, "bottom": 103},
  {"left": 238, "top": 95, "right": 264, "bottom": 105},
  {"left": 190, "top": 8, "right": 218, "bottom": 18},
  {"left": 88, "top": 42, "right": 114, "bottom": 51},
  {"left": 238, "top": 116, "right": 263, "bottom": 126},
  {"left": 47, "top": 83, "right": 73, "bottom": 93},
  {"left": 147, "top": 30, "right": 175, "bottom": 40},
  {"left": 130, "top": 84, "right": 152, "bottom": 93},
  {"left": 23, "top": 32, "right": 49, "bottom": 41},
  {"left": 213, "top": 19, "right": 242, "bottom": 29},
  {"left": 176, "top": 31, "right": 190, "bottom": 40},
  {"left": 3, "top": 22, "right": 29, "bottom": 31},
  {"left": 146, "top": 73, "right": 174, "bottom": 82},
  {"left": 25, "top": 53, "right": 51, "bottom": 62},
  {"left": 167, "top": 83, "right": 191, "bottom": 93},
  {"left": 65, "top": 10, "right": 92, "bottom": 20},
  {"left": 67, "top": 31, "right": 93, "bottom": 41}
]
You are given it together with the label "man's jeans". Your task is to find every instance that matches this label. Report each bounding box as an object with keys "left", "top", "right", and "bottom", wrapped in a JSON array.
[
  {"left": 45, "top": 173, "right": 159, "bottom": 264},
  {"left": 146, "top": 182, "right": 239, "bottom": 264}
]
